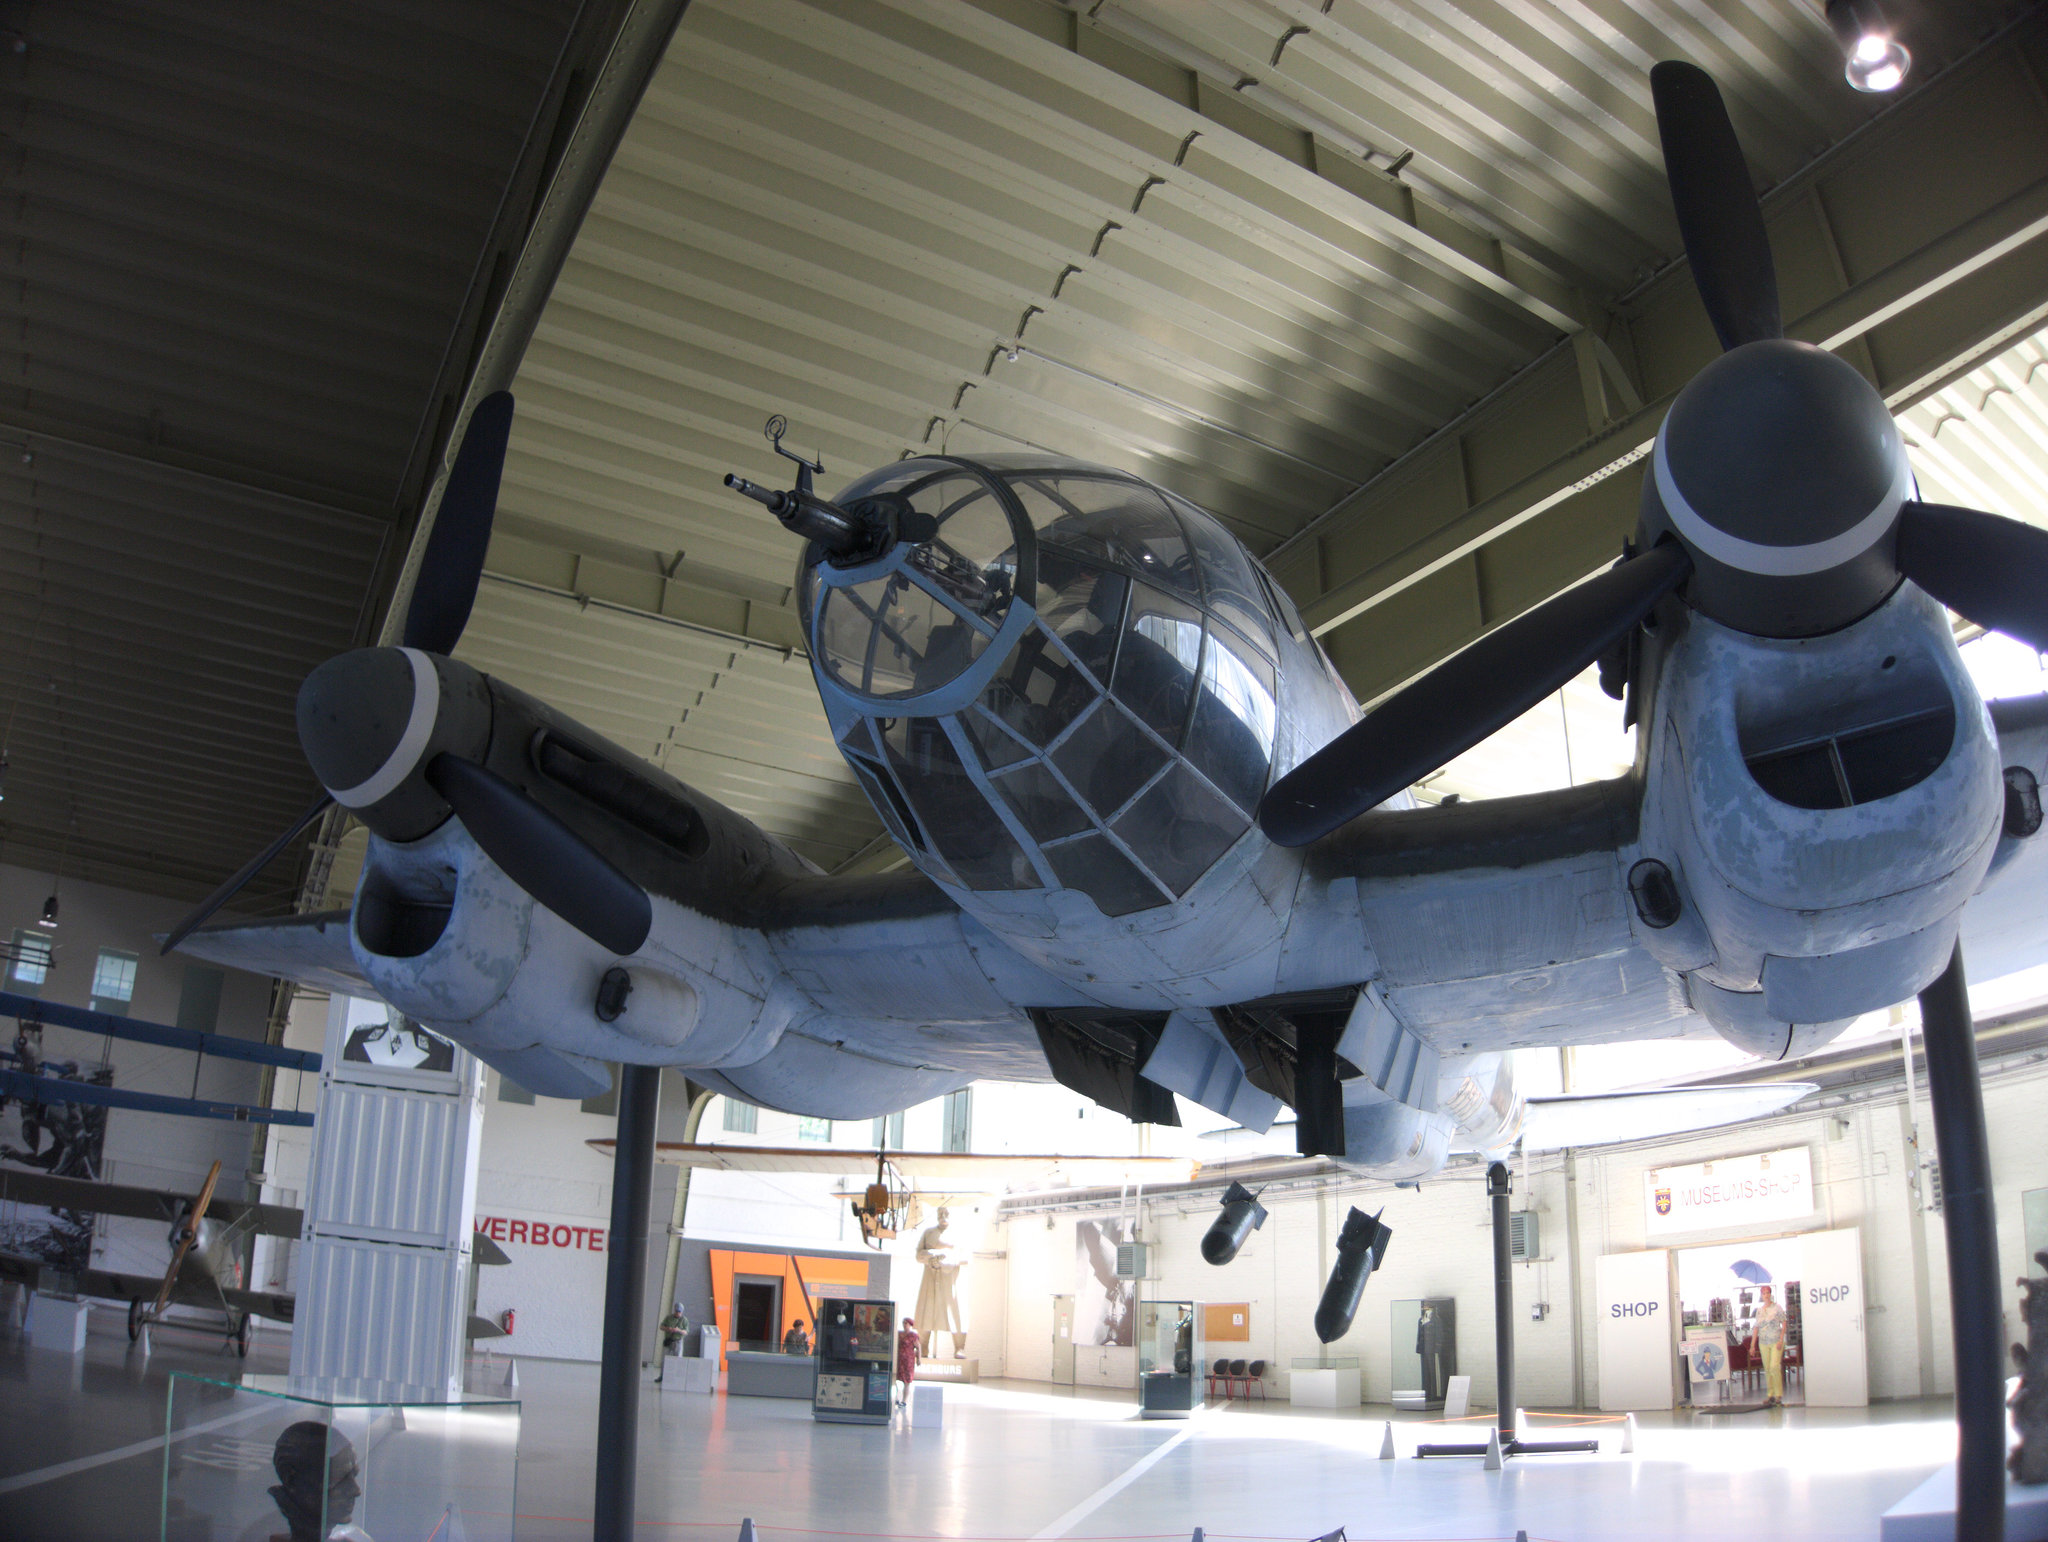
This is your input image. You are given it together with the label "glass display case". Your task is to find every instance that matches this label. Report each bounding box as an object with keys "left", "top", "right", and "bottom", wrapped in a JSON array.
[
  {"left": 1137, "top": 1298, "right": 1199, "bottom": 1418},
  {"left": 1390, "top": 1298, "right": 1457, "bottom": 1411},
  {"left": 812, "top": 1299, "right": 894, "bottom": 1424},
  {"left": 162, "top": 1371, "right": 519, "bottom": 1542}
]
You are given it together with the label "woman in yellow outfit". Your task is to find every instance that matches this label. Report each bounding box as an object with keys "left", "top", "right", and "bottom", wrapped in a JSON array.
[{"left": 1754, "top": 1285, "right": 1788, "bottom": 1406}]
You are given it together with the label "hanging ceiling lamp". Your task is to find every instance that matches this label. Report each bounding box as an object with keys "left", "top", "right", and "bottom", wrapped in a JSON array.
[{"left": 1826, "top": 0, "right": 1911, "bottom": 92}]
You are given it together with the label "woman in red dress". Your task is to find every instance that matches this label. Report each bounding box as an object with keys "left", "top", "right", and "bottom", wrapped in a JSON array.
[{"left": 894, "top": 1316, "right": 920, "bottom": 1409}]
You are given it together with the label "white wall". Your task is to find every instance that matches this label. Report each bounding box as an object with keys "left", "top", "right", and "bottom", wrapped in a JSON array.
[
  {"left": 991, "top": 1053, "right": 2048, "bottom": 1409},
  {"left": 0, "top": 859, "right": 278, "bottom": 1282}
]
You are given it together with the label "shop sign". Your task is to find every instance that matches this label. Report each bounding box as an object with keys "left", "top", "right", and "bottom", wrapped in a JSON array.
[{"left": 1643, "top": 1146, "right": 1813, "bottom": 1236}]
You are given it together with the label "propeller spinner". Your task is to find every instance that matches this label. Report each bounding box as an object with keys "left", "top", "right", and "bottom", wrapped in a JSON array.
[
  {"left": 1259, "top": 61, "right": 2048, "bottom": 849},
  {"left": 164, "top": 392, "right": 653, "bottom": 960}
]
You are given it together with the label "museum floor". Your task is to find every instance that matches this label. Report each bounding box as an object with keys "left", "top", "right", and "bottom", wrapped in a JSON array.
[{"left": 0, "top": 1315, "right": 1960, "bottom": 1542}]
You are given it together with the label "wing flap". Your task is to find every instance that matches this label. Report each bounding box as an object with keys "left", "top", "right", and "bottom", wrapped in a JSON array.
[
  {"left": 1520, "top": 1083, "right": 1817, "bottom": 1151},
  {"left": 170, "top": 909, "right": 368, "bottom": 993},
  {"left": 594, "top": 1140, "right": 1195, "bottom": 1188}
]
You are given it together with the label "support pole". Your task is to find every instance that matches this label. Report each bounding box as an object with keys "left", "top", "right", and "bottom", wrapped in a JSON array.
[
  {"left": 1918, "top": 943, "right": 2005, "bottom": 1542},
  {"left": 594, "top": 1065, "right": 661, "bottom": 1542},
  {"left": 1489, "top": 1161, "right": 1515, "bottom": 1446}
]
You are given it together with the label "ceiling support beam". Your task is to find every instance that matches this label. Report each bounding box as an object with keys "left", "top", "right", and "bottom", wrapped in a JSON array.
[
  {"left": 967, "top": 0, "right": 1580, "bottom": 334},
  {"left": 1265, "top": 15, "right": 2048, "bottom": 704}
]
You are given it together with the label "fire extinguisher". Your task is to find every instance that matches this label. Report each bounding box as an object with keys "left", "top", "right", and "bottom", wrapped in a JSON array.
[{"left": 500, "top": 1309, "right": 515, "bottom": 1335}]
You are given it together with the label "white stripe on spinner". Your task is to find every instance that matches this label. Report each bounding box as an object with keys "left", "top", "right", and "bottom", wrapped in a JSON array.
[
  {"left": 331, "top": 646, "right": 440, "bottom": 808},
  {"left": 1655, "top": 431, "right": 1910, "bottom": 578}
]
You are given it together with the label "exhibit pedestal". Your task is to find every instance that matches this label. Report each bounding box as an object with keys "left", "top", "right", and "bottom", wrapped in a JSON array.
[
  {"left": 1289, "top": 1359, "right": 1361, "bottom": 1409},
  {"left": 1880, "top": 1465, "right": 2048, "bottom": 1541},
  {"left": 915, "top": 1356, "right": 980, "bottom": 1382},
  {"left": 661, "top": 1355, "right": 718, "bottom": 1395},
  {"left": 27, "top": 1293, "right": 89, "bottom": 1353}
]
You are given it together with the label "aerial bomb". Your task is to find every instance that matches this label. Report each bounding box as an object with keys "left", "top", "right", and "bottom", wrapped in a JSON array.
[
  {"left": 1201, "top": 1181, "right": 1269, "bottom": 1265},
  {"left": 1314, "top": 1207, "right": 1392, "bottom": 1343}
]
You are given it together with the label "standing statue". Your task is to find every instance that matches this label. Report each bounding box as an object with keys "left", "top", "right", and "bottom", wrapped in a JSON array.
[
  {"left": 2012, "top": 1249, "right": 2048, "bottom": 1484},
  {"left": 914, "top": 1205, "right": 968, "bottom": 1359}
]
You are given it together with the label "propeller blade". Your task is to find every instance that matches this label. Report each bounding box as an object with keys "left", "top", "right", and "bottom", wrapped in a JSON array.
[
  {"left": 1651, "top": 61, "right": 1782, "bottom": 352},
  {"left": 402, "top": 390, "right": 515, "bottom": 655},
  {"left": 152, "top": 1159, "right": 222, "bottom": 1317},
  {"left": 160, "top": 792, "right": 336, "bottom": 956},
  {"left": 425, "top": 753, "right": 652, "bottom": 956},
  {"left": 1897, "top": 501, "right": 2048, "bottom": 653},
  {"left": 1259, "top": 544, "right": 1692, "bottom": 847}
]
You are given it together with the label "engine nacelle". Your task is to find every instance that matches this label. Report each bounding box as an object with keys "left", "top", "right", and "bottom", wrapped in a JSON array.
[
  {"left": 1636, "top": 584, "right": 2000, "bottom": 1049},
  {"left": 349, "top": 818, "right": 793, "bottom": 1095}
]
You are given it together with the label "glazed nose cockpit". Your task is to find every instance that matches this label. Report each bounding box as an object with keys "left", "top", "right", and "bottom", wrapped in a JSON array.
[{"left": 792, "top": 454, "right": 1284, "bottom": 919}]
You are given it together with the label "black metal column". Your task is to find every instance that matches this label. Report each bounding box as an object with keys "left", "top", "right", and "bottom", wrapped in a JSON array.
[
  {"left": 1918, "top": 943, "right": 2006, "bottom": 1542},
  {"left": 594, "top": 1064, "right": 661, "bottom": 1542},
  {"left": 1489, "top": 1161, "right": 1516, "bottom": 1445}
]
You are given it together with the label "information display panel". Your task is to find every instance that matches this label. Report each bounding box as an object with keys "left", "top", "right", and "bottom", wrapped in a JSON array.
[{"left": 812, "top": 1300, "right": 894, "bottom": 1424}]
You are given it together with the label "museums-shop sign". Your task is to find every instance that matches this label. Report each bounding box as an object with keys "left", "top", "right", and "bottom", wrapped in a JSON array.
[{"left": 1644, "top": 1146, "right": 1813, "bottom": 1236}]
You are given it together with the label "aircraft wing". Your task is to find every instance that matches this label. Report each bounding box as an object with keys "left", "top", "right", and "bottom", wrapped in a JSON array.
[
  {"left": 0, "top": 1252, "right": 295, "bottom": 1321},
  {"left": 590, "top": 1140, "right": 1196, "bottom": 1188},
  {"left": 171, "top": 908, "right": 370, "bottom": 994},
  {"left": 1308, "top": 777, "right": 1703, "bottom": 1054},
  {"left": 1519, "top": 1083, "right": 1818, "bottom": 1150},
  {"left": 0, "top": 1169, "right": 303, "bottom": 1237}
]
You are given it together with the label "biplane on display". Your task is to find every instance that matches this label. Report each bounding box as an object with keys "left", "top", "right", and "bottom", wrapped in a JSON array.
[{"left": 0, "top": 1162, "right": 294, "bottom": 1356}]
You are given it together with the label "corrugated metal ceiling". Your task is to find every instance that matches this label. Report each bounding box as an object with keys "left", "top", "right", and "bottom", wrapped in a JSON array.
[
  {"left": 454, "top": 0, "right": 2035, "bottom": 878},
  {"left": 0, "top": 0, "right": 595, "bottom": 909}
]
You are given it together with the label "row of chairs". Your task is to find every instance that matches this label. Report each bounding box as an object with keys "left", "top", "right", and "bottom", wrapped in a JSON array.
[{"left": 1206, "top": 1357, "right": 1267, "bottom": 1399}]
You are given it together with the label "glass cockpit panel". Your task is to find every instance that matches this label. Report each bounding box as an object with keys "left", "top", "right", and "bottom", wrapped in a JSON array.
[
  {"left": 902, "top": 477, "right": 1016, "bottom": 628},
  {"left": 875, "top": 717, "right": 1039, "bottom": 890},
  {"left": 863, "top": 574, "right": 994, "bottom": 699},
  {"left": 978, "top": 619, "right": 1105, "bottom": 751},
  {"left": 1115, "top": 583, "right": 1203, "bottom": 750},
  {"left": 1051, "top": 699, "right": 1169, "bottom": 820},
  {"left": 1163, "top": 491, "right": 1273, "bottom": 655},
  {"left": 1185, "top": 629, "right": 1278, "bottom": 813},
  {"left": 1012, "top": 475, "right": 1200, "bottom": 604},
  {"left": 817, "top": 578, "right": 893, "bottom": 696},
  {"left": 1035, "top": 548, "right": 1126, "bottom": 684},
  {"left": 1111, "top": 760, "right": 1249, "bottom": 895},
  {"left": 1043, "top": 833, "right": 1168, "bottom": 917},
  {"left": 989, "top": 759, "right": 1093, "bottom": 844}
]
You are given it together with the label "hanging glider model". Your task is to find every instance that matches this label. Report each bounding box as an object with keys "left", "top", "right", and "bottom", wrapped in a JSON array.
[{"left": 174, "top": 64, "right": 2045, "bottom": 1250}]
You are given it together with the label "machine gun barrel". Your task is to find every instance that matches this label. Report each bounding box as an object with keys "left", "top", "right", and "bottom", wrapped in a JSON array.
[{"left": 724, "top": 473, "right": 868, "bottom": 556}]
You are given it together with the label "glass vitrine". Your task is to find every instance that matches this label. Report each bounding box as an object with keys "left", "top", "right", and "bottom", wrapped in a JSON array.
[
  {"left": 162, "top": 1371, "right": 519, "bottom": 1542},
  {"left": 1390, "top": 1297, "right": 1457, "bottom": 1411},
  {"left": 1137, "top": 1298, "right": 1199, "bottom": 1418}
]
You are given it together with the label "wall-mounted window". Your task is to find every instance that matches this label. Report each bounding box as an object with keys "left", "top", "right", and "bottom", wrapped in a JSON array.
[
  {"left": 90, "top": 949, "right": 139, "bottom": 1017},
  {"left": 723, "top": 1099, "right": 757, "bottom": 1134},
  {"left": 8, "top": 930, "right": 52, "bottom": 998},
  {"left": 942, "top": 1088, "right": 972, "bottom": 1153},
  {"left": 871, "top": 1111, "right": 904, "bottom": 1148},
  {"left": 798, "top": 1116, "right": 831, "bottom": 1143}
]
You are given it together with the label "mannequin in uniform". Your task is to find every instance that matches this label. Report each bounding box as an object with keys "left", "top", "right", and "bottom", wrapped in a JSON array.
[
  {"left": 1417, "top": 1303, "right": 1449, "bottom": 1403},
  {"left": 914, "top": 1206, "right": 968, "bottom": 1358}
]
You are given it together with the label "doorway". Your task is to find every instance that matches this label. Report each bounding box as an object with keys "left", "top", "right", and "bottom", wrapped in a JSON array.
[
  {"left": 1675, "top": 1237, "right": 1804, "bottom": 1407},
  {"left": 733, "top": 1276, "right": 781, "bottom": 1350},
  {"left": 1051, "top": 1294, "right": 1075, "bottom": 1384}
]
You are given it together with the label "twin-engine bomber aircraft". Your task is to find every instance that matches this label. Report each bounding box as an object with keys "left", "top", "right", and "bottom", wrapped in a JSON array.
[{"left": 176, "top": 66, "right": 2046, "bottom": 1273}]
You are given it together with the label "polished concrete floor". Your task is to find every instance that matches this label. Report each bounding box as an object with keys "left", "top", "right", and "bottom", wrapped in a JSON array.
[{"left": 0, "top": 1311, "right": 1961, "bottom": 1542}]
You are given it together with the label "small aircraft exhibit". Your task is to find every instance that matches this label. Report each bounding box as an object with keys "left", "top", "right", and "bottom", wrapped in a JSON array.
[{"left": 6, "top": 3, "right": 2048, "bottom": 1540}]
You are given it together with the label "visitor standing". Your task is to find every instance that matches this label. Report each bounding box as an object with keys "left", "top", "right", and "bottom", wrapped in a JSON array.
[
  {"left": 1755, "top": 1285, "right": 1788, "bottom": 1407},
  {"left": 895, "top": 1316, "right": 920, "bottom": 1409}
]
